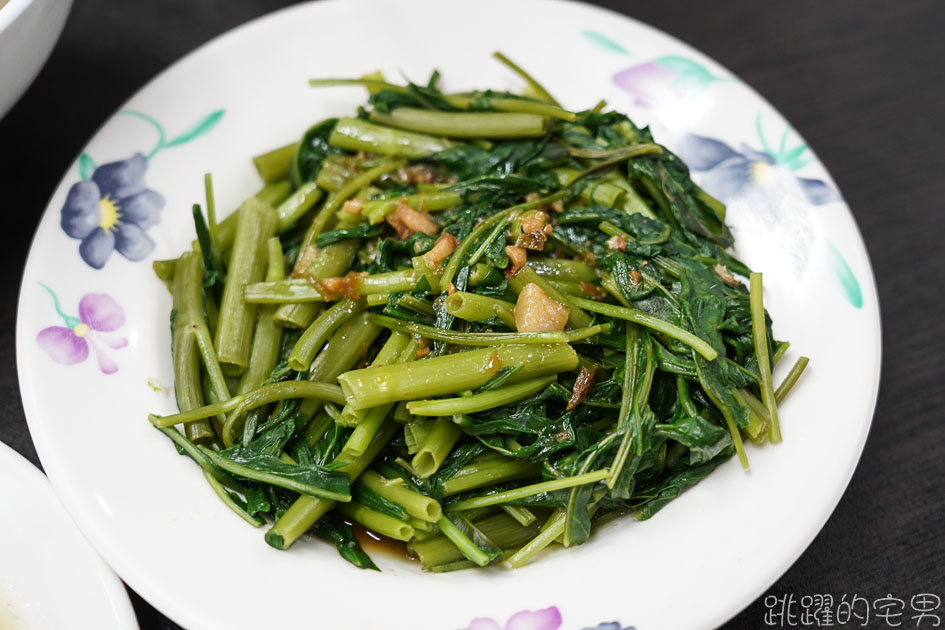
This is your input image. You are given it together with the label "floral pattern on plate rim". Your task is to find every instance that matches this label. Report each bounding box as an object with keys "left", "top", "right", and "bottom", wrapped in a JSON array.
[
  {"left": 460, "top": 605, "right": 634, "bottom": 630},
  {"left": 583, "top": 30, "right": 863, "bottom": 308},
  {"left": 60, "top": 109, "right": 223, "bottom": 269},
  {"left": 36, "top": 284, "right": 128, "bottom": 374}
]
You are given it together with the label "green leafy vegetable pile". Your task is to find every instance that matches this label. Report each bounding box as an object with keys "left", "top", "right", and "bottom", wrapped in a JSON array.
[{"left": 150, "top": 53, "right": 809, "bottom": 572}]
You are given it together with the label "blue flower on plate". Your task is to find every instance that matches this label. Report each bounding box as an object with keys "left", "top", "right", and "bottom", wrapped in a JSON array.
[
  {"left": 660, "top": 117, "right": 862, "bottom": 308},
  {"left": 59, "top": 107, "right": 225, "bottom": 270},
  {"left": 662, "top": 116, "right": 842, "bottom": 277},
  {"left": 60, "top": 153, "right": 164, "bottom": 269},
  {"left": 669, "top": 119, "right": 841, "bottom": 208}
]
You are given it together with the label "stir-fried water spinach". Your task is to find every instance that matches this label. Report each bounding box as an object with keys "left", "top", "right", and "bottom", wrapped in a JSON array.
[{"left": 150, "top": 54, "right": 809, "bottom": 571}]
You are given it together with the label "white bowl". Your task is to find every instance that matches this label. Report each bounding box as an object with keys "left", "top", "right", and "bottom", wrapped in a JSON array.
[{"left": 0, "top": 0, "right": 73, "bottom": 119}]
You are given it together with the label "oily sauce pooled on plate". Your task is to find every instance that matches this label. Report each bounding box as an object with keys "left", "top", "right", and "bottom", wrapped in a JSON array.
[{"left": 351, "top": 521, "right": 417, "bottom": 562}]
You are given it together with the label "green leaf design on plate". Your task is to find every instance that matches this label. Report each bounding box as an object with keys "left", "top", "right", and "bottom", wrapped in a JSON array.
[
  {"left": 655, "top": 56, "right": 725, "bottom": 90},
  {"left": 780, "top": 144, "right": 809, "bottom": 165},
  {"left": 163, "top": 109, "right": 225, "bottom": 149},
  {"left": 78, "top": 153, "right": 97, "bottom": 180},
  {"left": 827, "top": 240, "right": 863, "bottom": 309},
  {"left": 756, "top": 114, "right": 814, "bottom": 171},
  {"left": 581, "top": 30, "right": 630, "bottom": 55},
  {"left": 38, "top": 283, "right": 81, "bottom": 328}
]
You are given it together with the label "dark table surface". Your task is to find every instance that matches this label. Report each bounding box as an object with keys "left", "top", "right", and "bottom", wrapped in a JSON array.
[{"left": 2, "top": 1, "right": 943, "bottom": 629}]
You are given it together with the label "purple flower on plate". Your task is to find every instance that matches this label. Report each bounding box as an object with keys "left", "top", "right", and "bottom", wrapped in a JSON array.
[
  {"left": 581, "top": 624, "right": 636, "bottom": 630},
  {"left": 36, "top": 284, "right": 128, "bottom": 374},
  {"left": 613, "top": 56, "right": 728, "bottom": 108},
  {"left": 60, "top": 152, "right": 164, "bottom": 269},
  {"left": 462, "top": 606, "right": 562, "bottom": 630}
]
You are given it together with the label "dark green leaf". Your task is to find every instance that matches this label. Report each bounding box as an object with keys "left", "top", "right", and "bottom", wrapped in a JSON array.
[
  {"left": 218, "top": 445, "right": 350, "bottom": 499},
  {"left": 475, "top": 364, "right": 524, "bottom": 393},
  {"left": 655, "top": 414, "right": 731, "bottom": 465},
  {"left": 192, "top": 204, "right": 225, "bottom": 294},
  {"left": 351, "top": 483, "right": 409, "bottom": 521},
  {"left": 314, "top": 516, "right": 379, "bottom": 571},
  {"left": 291, "top": 118, "right": 342, "bottom": 187},
  {"left": 426, "top": 442, "right": 486, "bottom": 499},
  {"left": 632, "top": 455, "right": 731, "bottom": 520},
  {"left": 243, "top": 484, "right": 271, "bottom": 516},
  {"left": 316, "top": 223, "right": 383, "bottom": 248}
]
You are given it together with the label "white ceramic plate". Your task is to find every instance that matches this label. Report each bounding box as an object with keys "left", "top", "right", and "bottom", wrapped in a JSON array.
[
  {"left": 0, "top": 0, "right": 73, "bottom": 119},
  {"left": 16, "top": 1, "right": 881, "bottom": 629},
  {"left": 0, "top": 442, "right": 139, "bottom": 630}
]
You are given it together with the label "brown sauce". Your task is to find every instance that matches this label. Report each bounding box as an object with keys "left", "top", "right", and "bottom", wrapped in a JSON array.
[{"left": 349, "top": 522, "right": 417, "bottom": 562}]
